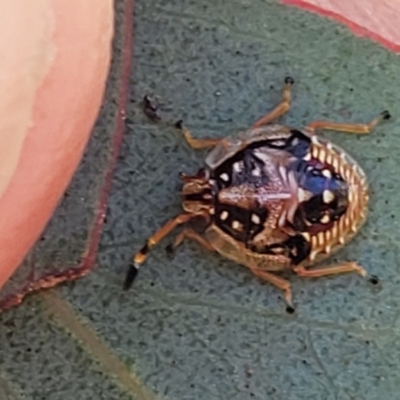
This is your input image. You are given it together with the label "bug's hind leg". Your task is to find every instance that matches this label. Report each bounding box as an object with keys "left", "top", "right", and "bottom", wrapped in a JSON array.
[
  {"left": 293, "top": 261, "right": 379, "bottom": 282},
  {"left": 175, "top": 120, "right": 221, "bottom": 149},
  {"left": 125, "top": 213, "right": 196, "bottom": 289},
  {"left": 306, "top": 110, "right": 391, "bottom": 135},
  {"left": 294, "top": 262, "right": 379, "bottom": 287},
  {"left": 294, "top": 261, "right": 380, "bottom": 296},
  {"left": 253, "top": 76, "right": 294, "bottom": 128},
  {"left": 249, "top": 266, "right": 295, "bottom": 313}
]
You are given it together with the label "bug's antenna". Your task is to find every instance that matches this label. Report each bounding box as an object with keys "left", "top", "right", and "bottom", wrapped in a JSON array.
[{"left": 123, "top": 262, "right": 139, "bottom": 290}]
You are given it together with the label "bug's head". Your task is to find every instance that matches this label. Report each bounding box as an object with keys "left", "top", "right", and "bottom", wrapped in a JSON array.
[{"left": 180, "top": 168, "right": 215, "bottom": 215}]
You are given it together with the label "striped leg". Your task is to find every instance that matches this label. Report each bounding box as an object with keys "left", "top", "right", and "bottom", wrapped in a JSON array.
[{"left": 124, "top": 213, "right": 194, "bottom": 290}]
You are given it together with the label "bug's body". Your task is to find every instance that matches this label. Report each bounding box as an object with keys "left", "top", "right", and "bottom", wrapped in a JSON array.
[
  {"left": 126, "top": 78, "right": 389, "bottom": 312},
  {"left": 183, "top": 124, "right": 368, "bottom": 272}
]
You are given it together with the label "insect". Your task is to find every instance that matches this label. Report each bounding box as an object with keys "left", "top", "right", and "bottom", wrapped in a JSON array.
[{"left": 125, "top": 77, "right": 390, "bottom": 312}]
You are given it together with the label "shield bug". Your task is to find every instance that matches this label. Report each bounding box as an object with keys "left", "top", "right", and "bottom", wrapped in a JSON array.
[{"left": 125, "top": 77, "right": 390, "bottom": 312}]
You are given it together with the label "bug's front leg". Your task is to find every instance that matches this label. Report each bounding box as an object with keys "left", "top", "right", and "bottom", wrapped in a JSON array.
[
  {"left": 125, "top": 213, "right": 204, "bottom": 290},
  {"left": 306, "top": 110, "right": 391, "bottom": 135},
  {"left": 175, "top": 120, "right": 221, "bottom": 149},
  {"left": 252, "top": 76, "right": 294, "bottom": 128},
  {"left": 248, "top": 266, "right": 295, "bottom": 313}
]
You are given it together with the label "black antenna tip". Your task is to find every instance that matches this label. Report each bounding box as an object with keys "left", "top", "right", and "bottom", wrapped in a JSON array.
[
  {"left": 368, "top": 274, "right": 379, "bottom": 285},
  {"left": 381, "top": 110, "right": 391, "bottom": 120},
  {"left": 286, "top": 305, "right": 296, "bottom": 314},
  {"left": 175, "top": 119, "right": 183, "bottom": 129},
  {"left": 284, "top": 76, "right": 294, "bottom": 85},
  {"left": 123, "top": 262, "right": 139, "bottom": 290}
]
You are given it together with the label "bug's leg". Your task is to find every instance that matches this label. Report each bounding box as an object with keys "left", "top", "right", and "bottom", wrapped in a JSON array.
[
  {"left": 249, "top": 266, "right": 295, "bottom": 313},
  {"left": 124, "top": 213, "right": 196, "bottom": 289},
  {"left": 294, "top": 262, "right": 379, "bottom": 284},
  {"left": 306, "top": 110, "right": 391, "bottom": 135},
  {"left": 252, "top": 76, "right": 294, "bottom": 128},
  {"left": 175, "top": 120, "right": 221, "bottom": 149},
  {"left": 167, "top": 228, "right": 215, "bottom": 253}
]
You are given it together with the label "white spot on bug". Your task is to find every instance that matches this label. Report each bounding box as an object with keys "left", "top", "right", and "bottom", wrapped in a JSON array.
[
  {"left": 306, "top": 165, "right": 314, "bottom": 173},
  {"left": 271, "top": 246, "right": 285, "bottom": 255},
  {"left": 302, "top": 232, "right": 311, "bottom": 242},
  {"left": 251, "top": 214, "right": 261, "bottom": 224},
  {"left": 272, "top": 139, "right": 286, "bottom": 147},
  {"left": 298, "top": 188, "right": 308, "bottom": 202},
  {"left": 220, "top": 173, "right": 229, "bottom": 182},
  {"left": 323, "top": 190, "right": 335, "bottom": 204},
  {"left": 303, "top": 152, "right": 312, "bottom": 161},
  {"left": 251, "top": 167, "right": 261, "bottom": 177},
  {"left": 320, "top": 214, "right": 330, "bottom": 224},
  {"left": 232, "top": 220, "right": 241, "bottom": 230},
  {"left": 233, "top": 162, "right": 243, "bottom": 173},
  {"left": 322, "top": 169, "right": 332, "bottom": 178},
  {"left": 311, "top": 136, "right": 320, "bottom": 144},
  {"left": 220, "top": 210, "right": 229, "bottom": 221},
  {"left": 209, "top": 207, "right": 215, "bottom": 215}
]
